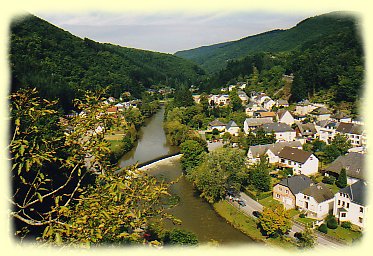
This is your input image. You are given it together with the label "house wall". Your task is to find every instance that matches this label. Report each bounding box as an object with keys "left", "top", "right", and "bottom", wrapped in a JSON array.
[
  {"left": 315, "top": 114, "right": 331, "bottom": 121},
  {"left": 296, "top": 193, "right": 333, "bottom": 220},
  {"left": 279, "top": 154, "right": 318, "bottom": 176},
  {"left": 210, "top": 125, "right": 226, "bottom": 132},
  {"left": 278, "top": 111, "right": 295, "bottom": 126},
  {"left": 275, "top": 131, "right": 296, "bottom": 142},
  {"left": 333, "top": 192, "right": 367, "bottom": 229},
  {"left": 266, "top": 149, "right": 280, "bottom": 164},
  {"left": 273, "top": 184, "right": 296, "bottom": 209},
  {"left": 228, "top": 127, "right": 240, "bottom": 136}
]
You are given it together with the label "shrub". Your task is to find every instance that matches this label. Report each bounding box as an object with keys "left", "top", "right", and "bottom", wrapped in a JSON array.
[
  {"left": 318, "top": 224, "right": 328, "bottom": 234},
  {"left": 322, "top": 175, "right": 336, "bottom": 185},
  {"left": 327, "top": 215, "right": 338, "bottom": 229},
  {"left": 299, "top": 213, "right": 306, "bottom": 218},
  {"left": 341, "top": 221, "right": 352, "bottom": 229}
]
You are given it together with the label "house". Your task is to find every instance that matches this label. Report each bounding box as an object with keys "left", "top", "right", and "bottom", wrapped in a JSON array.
[
  {"left": 192, "top": 94, "right": 201, "bottom": 104},
  {"left": 226, "top": 120, "right": 240, "bottom": 136},
  {"left": 208, "top": 119, "right": 226, "bottom": 132},
  {"left": 336, "top": 122, "right": 365, "bottom": 147},
  {"left": 247, "top": 141, "right": 302, "bottom": 164},
  {"left": 209, "top": 94, "right": 230, "bottom": 106},
  {"left": 257, "top": 123, "right": 296, "bottom": 142},
  {"left": 295, "top": 100, "right": 317, "bottom": 115},
  {"left": 325, "top": 152, "right": 365, "bottom": 185},
  {"left": 276, "top": 99, "right": 289, "bottom": 108},
  {"left": 310, "top": 107, "right": 332, "bottom": 121},
  {"left": 243, "top": 117, "right": 273, "bottom": 134},
  {"left": 278, "top": 146, "right": 319, "bottom": 176},
  {"left": 107, "top": 106, "right": 118, "bottom": 114},
  {"left": 295, "top": 122, "right": 317, "bottom": 141},
  {"left": 276, "top": 109, "right": 294, "bottom": 125},
  {"left": 333, "top": 180, "right": 367, "bottom": 230},
  {"left": 296, "top": 183, "right": 334, "bottom": 220},
  {"left": 237, "top": 91, "right": 249, "bottom": 105},
  {"left": 258, "top": 111, "right": 276, "bottom": 119},
  {"left": 331, "top": 111, "right": 352, "bottom": 123},
  {"left": 263, "top": 98, "right": 276, "bottom": 110},
  {"left": 273, "top": 175, "right": 313, "bottom": 209},
  {"left": 245, "top": 102, "right": 263, "bottom": 117},
  {"left": 315, "top": 120, "right": 338, "bottom": 143}
]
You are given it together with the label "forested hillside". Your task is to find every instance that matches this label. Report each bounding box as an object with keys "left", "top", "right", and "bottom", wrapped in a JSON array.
[
  {"left": 10, "top": 15, "right": 204, "bottom": 111},
  {"left": 175, "top": 12, "right": 360, "bottom": 73}
]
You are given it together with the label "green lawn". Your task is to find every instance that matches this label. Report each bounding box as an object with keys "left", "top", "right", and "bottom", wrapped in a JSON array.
[
  {"left": 213, "top": 200, "right": 296, "bottom": 249},
  {"left": 325, "top": 226, "right": 362, "bottom": 244},
  {"left": 107, "top": 140, "right": 123, "bottom": 151},
  {"left": 259, "top": 196, "right": 281, "bottom": 208},
  {"left": 295, "top": 216, "right": 316, "bottom": 226}
]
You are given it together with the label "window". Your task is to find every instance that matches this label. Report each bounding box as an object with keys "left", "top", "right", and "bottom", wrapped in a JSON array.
[
  {"left": 341, "top": 213, "right": 346, "bottom": 218},
  {"left": 285, "top": 190, "right": 289, "bottom": 194},
  {"left": 342, "top": 201, "right": 345, "bottom": 207},
  {"left": 347, "top": 203, "right": 349, "bottom": 209},
  {"left": 338, "top": 200, "right": 341, "bottom": 206},
  {"left": 360, "top": 207, "right": 364, "bottom": 213},
  {"left": 359, "top": 217, "right": 363, "bottom": 223},
  {"left": 276, "top": 194, "right": 280, "bottom": 199}
]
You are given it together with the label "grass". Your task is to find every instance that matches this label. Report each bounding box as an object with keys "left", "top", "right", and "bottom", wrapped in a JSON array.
[
  {"left": 325, "top": 226, "right": 362, "bottom": 244},
  {"left": 107, "top": 140, "right": 123, "bottom": 151},
  {"left": 213, "top": 200, "right": 296, "bottom": 249},
  {"left": 295, "top": 216, "right": 316, "bottom": 226},
  {"left": 259, "top": 196, "right": 281, "bottom": 208}
]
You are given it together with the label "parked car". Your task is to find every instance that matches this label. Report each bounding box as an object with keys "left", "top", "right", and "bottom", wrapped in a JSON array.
[
  {"left": 252, "top": 211, "right": 261, "bottom": 218},
  {"left": 238, "top": 199, "right": 246, "bottom": 207}
]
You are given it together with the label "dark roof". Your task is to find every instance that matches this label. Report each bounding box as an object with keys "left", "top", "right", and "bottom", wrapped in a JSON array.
[
  {"left": 311, "top": 107, "right": 331, "bottom": 115},
  {"left": 278, "top": 175, "right": 313, "bottom": 195},
  {"left": 226, "top": 120, "right": 239, "bottom": 129},
  {"left": 297, "top": 99, "right": 311, "bottom": 106},
  {"left": 259, "top": 122, "right": 294, "bottom": 133},
  {"left": 296, "top": 122, "right": 317, "bottom": 135},
  {"left": 336, "top": 122, "right": 363, "bottom": 135},
  {"left": 301, "top": 183, "right": 334, "bottom": 203},
  {"left": 249, "top": 141, "right": 302, "bottom": 158},
  {"left": 209, "top": 119, "right": 226, "bottom": 127},
  {"left": 326, "top": 152, "right": 365, "bottom": 180},
  {"left": 277, "top": 99, "right": 289, "bottom": 105},
  {"left": 278, "top": 146, "right": 313, "bottom": 164},
  {"left": 339, "top": 180, "right": 367, "bottom": 206},
  {"left": 331, "top": 111, "right": 349, "bottom": 120}
]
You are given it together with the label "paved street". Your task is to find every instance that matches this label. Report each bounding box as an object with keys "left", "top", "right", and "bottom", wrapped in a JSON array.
[{"left": 228, "top": 192, "right": 344, "bottom": 248}]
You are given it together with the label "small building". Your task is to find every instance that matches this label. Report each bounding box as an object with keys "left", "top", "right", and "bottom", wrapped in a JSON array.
[
  {"left": 258, "top": 122, "right": 296, "bottom": 142},
  {"left": 331, "top": 111, "right": 352, "bottom": 123},
  {"left": 226, "top": 120, "right": 240, "bottom": 136},
  {"left": 296, "top": 183, "right": 334, "bottom": 220},
  {"left": 237, "top": 91, "right": 249, "bottom": 105},
  {"left": 295, "top": 122, "right": 317, "bottom": 141},
  {"left": 333, "top": 180, "right": 367, "bottom": 230},
  {"left": 315, "top": 120, "right": 338, "bottom": 143},
  {"left": 276, "top": 99, "right": 289, "bottom": 108},
  {"left": 336, "top": 122, "right": 365, "bottom": 147},
  {"left": 263, "top": 98, "right": 276, "bottom": 110},
  {"left": 325, "top": 152, "right": 365, "bottom": 185},
  {"left": 310, "top": 107, "right": 332, "bottom": 121},
  {"left": 295, "top": 100, "right": 317, "bottom": 115},
  {"left": 245, "top": 102, "right": 263, "bottom": 117},
  {"left": 276, "top": 109, "right": 295, "bottom": 126},
  {"left": 243, "top": 117, "right": 273, "bottom": 134},
  {"left": 107, "top": 106, "right": 119, "bottom": 114},
  {"left": 208, "top": 119, "right": 226, "bottom": 132},
  {"left": 247, "top": 141, "right": 302, "bottom": 164},
  {"left": 273, "top": 175, "right": 313, "bottom": 209},
  {"left": 278, "top": 146, "right": 319, "bottom": 176},
  {"left": 258, "top": 111, "right": 276, "bottom": 119}
]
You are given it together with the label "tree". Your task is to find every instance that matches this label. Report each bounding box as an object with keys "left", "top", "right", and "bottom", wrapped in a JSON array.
[
  {"left": 336, "top": 168, "right": 348, "bottom": 188},
  {"left": 229, "top": 89, "right": 243, "bottom": 112},
  {"left": 326, "top": 215, "right": 338, "bottom": 229},
  {"left": 187, "top": 148, "right": 248, "bottom": 203},
  {"left": 324, "top": 134, "right": 352, "bottom": 163},
  {"left": 318, "top": 224, "right": 328, "bottom": 234},
  {"left": 162, "top": 228, "right": 198, "bottom": 246},
  {"left": 174, "top": 86, "right": 194, "bottom": 107},
  {"left": 180, "top": 140, "right": 207, "bottom": 172},
  {"left": 249, "top": 156, "right": 272, "bottom": 192},
  {"left": 258, "top": 205, "right": 292, "bottom": 237},
  {"left": 296, "top": 226, "right": 317, "bottom": 249},
  {"left": 10, "top": 89, "right": 175, "bottom": 246}
]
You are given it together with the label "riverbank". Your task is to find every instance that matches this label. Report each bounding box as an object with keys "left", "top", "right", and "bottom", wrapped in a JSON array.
[
  {"left": 139, "top": 154, "right": 182, "bottom": 171},
  {"left": 213, "top": 200, "right": 296, "bottom": 249}
]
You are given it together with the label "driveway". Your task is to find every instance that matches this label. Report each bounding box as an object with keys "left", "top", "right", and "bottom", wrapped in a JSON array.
[{"left": 228, "top": 192, "right": 344, "bottom": 248}]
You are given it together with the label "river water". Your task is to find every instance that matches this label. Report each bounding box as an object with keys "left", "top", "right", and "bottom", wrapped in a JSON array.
[{"left": 119, "top": 107, "right": 252, "bottom": 244}]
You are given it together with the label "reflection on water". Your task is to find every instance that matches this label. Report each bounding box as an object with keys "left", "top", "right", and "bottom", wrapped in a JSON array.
[
  {"left": 119, "top": 106, "right": 253, "bottom": 244},
  {"left": 119, "top": 107, "right": 178, "bottom": 168}
]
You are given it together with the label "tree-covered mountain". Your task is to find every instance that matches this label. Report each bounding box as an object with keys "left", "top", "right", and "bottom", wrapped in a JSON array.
[
  {"left": 10, "top": 14, "right": 205, "bottom": 111},
  {"left": 175, "top": 12, "right": 361, "bottom": 73}
]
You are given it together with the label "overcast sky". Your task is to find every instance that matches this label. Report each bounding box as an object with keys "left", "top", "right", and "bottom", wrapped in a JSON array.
[{"left": 35, "top": 11, "right": 319, "bottom": 54}]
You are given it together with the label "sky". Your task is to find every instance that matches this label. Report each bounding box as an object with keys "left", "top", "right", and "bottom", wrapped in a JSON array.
[{"left": 35, "top": 11, "right": 319, "bottom": 54}]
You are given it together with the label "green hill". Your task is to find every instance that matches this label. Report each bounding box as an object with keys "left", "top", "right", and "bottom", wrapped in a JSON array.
[
  {"left": 10, "top": 15, "right": 204, "bottom": 111},
  {"left": 175, "top": 12, "right": 359, "bottom": 73}
]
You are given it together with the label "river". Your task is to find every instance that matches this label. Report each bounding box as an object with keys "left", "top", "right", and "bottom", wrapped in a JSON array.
[{"left": 119, "top": 107, "right": 252, "bottom": 244}]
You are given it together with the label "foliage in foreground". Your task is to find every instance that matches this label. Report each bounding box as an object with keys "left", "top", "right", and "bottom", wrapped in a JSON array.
[
  {"left": 9, "top": 89, "right": 175, "bottom": 246},
  {"left": 258, "top": 205, "right": 292, "bottom": 237}
]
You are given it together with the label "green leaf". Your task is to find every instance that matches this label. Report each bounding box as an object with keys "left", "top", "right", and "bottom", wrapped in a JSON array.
[{"left": 37, "top": 193, "right": 43, "bottom": 202}]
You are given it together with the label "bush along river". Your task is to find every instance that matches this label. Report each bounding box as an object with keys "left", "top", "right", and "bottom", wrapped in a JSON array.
[{"left": 119, "top": 107, "right": 253, "bottom": 244}]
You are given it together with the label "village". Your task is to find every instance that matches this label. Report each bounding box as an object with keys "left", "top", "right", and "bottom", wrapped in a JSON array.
[{"left": 191, "top": 81, "right": 367, "bottom": 239}]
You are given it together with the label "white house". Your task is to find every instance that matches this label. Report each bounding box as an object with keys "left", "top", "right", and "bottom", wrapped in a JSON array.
[
  {"left": 245, "top": 102, "right": 263, "bottom": 117},
  {"left": 310, "top": 107, "right": 332, "bottom": 121},
  {"left": 258, "top": 123, "right": 296, "bottom": 142},
  {"left": 226, "top": 120, "right": 240, "bottom": 136},
  {"left": 243, "top": 117, "right": 273, "bottom": 134},
  {"left": 296, "top": 183, "right": 334, "bottom": 220},
  {"left": 247, "top": 141, "right": 302, "bottom": 164},
  {"left": 276, "top": 109, "right": 294, "bottom": 126},
  {"left": 208, "top": 119, "right": 226, "bottom": 132},
  {"left": 295, "top": 100, "right": 317, "bottom": 115},
  {"left": 263, "top": 98, "right": 276, "bottom": 110},
  {"left": 238, "top": 91, "right": 249, "bottom": 105},
  {"left": 276, "top": 99, "right": 289, "bottom": 108},
  {"left": 333, "top": 180, "right": 367, "bottom": 230},
  {"left": 336, "top": 122, "right": 365, "bottom": 148},
  {"left": 315, "top": 120, "right": 338, "bottom": 143},
  {"left": 278, "top": 146, "right": 319, "bottom": 176}
]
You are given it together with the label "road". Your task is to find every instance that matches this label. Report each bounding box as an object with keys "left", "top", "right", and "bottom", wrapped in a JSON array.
[{"left": 228, "top": 192, "right": 344, "bottom": 248}]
